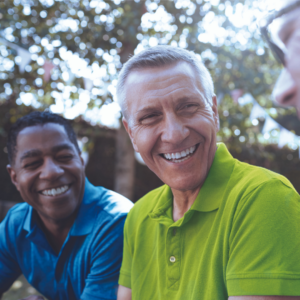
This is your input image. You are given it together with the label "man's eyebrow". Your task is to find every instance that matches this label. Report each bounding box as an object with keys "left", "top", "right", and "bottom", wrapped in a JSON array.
[
  {"left": 136, "top": 106, "right": 160, "bottom": 115},
  {"left": 20, "top": 149, "right": 42, "bottom": 162},
  {"left": 135, "top": 95, "right": 204, "bottom": 115},
  {"left": 20, "top": 144, "right": 75, "bottom": 162},
  {"left": 176, "top": 96, "right": 195, "bottom": 103},
  {"left": 51, "top": 143, "right": 75, "bottom": 153}
]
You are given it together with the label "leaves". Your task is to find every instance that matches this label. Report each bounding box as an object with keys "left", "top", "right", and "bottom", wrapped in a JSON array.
[{"left": 0, "top": 0, "right": 299, "bottom": 176}]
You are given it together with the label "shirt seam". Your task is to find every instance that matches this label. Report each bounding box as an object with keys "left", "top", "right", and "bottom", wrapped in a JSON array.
[
  {"left": 241, "top": 177, "right": 294, "bottom": 201},
  {"left": 227, "top": 272, "right": 300, "bottom": 280},
  {"left": 120, "top": 271, "right": 131, "bottom": 277}
]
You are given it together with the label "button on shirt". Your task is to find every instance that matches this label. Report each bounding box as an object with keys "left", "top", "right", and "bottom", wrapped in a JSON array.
[
  {"left": 0, "top": 178, "right": 133, "bottom": 300},
  {"left": 119, "top": 143, "right": 300, "bottom": 299}
]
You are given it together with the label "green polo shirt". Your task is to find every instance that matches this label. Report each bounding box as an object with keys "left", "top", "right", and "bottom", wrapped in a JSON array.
[{"left": 119, "top": 143, "right": 300, "bottom": 299}]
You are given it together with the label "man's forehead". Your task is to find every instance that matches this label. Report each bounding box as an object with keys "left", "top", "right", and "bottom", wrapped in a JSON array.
[
  {"left": 125, "top": 62, "right": 199, "bottom": 93},
  {"left": 16, "top": 124, "right": 71, "bottom": 152},
  {"left": 18, "top": 123, "right": 67, "bottom": 140}
]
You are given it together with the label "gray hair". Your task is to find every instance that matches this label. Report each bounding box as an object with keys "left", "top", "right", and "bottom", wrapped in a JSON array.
[{"left": 116, "top": 45, "right": 215, "bottom": 120}]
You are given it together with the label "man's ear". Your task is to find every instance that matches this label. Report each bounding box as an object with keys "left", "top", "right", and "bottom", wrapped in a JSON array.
[
  {"left": 122, "top": 117, "right": 139, "bottom": 152},
  {"left": 211, "top": 95, "right": 220, "bottom": 131},
  {"left": 6, "top": 164, "right": 20, "bottom": 191}
]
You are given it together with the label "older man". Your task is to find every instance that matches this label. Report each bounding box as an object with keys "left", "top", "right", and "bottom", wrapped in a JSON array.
[
  {"left": 116, "top": 46, "right": 300, "bottom": 300},
  {"left": 0, "top": 111, "right": 133, "bottom": 300},
  {"left": 260, "top": 0, "right": 300, "bottom": 114}
]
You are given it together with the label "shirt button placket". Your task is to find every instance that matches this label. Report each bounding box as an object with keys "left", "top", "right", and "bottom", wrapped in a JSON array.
[
  {"left": 170, "top": 255, "right": 176, "bottom": 263},
  {"left": 166, "top": 226, "right": 181, "bottom": 290}
]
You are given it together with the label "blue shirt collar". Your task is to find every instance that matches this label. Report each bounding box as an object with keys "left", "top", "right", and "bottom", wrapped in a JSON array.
[
  {"left": 70, "top": 178, "right": 100, "bottom": 236},
  {"left": 23, "top": 178, "right": 98, "bottom": 236},
  {"left": 23, "top": 205, "right": 32, "bottom": 232}
]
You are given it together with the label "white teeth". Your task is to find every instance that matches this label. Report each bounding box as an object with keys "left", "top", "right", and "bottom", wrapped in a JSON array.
[
  {"left": 163, "top": 145, "right": 197, "bottom": 161},
  {"left": 190, "top": 146, "right": 195, "bottom": 153},
  {"left": 41, "top": 185, "right": 69, "bottom": 197}
]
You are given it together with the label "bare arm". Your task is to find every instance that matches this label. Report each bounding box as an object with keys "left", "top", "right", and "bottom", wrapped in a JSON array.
[
  {"left": 229, "top": 297, "right": 300, "bottom": 300},
  {"left": 117, "top": 285, "right": 132, "bottom": 300}
]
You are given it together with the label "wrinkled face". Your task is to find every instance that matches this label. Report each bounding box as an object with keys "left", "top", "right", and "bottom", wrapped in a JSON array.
[
  {"left": 272, "top": 5, "right": 300, "bottom": 116},
  {"left": 123, "top": 62, "right": 219, "bottom": 193},
  {"left": 7, "top": 123, "right": 85, "bottom": 223}
]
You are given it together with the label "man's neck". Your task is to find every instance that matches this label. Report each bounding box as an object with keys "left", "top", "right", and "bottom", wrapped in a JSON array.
[
  {"left": 36, "top": 211, "right": 78, "bottom": 255},
  {"left": 171, "top": 186, "right": 202, "bottom": 222}
]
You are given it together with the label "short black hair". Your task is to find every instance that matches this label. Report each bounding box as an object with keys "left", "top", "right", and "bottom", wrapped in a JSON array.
[{"left": 7, "top": 111, "right": 80, "bottom": 164}]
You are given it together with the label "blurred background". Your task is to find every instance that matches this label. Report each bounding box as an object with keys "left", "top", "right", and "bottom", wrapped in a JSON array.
[{"left": 1, "top": 0, "right": 300, "bottom": 298}]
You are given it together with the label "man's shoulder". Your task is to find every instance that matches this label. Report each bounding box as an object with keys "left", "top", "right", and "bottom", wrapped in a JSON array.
[
  {"left": 231, "top": 158, "right": 296, "bottom": 194},
  {"left": 84, "top": 181, "right": 133, "bottom": 219},
  {"left": 0, "top": 202, "right": 29, "bottom": 236},
  {"left": 225, "top": 159, "right": 299, "bottom": 218},
  {"left": 126, "top": 185, "right": 167, "bottom": 222}
]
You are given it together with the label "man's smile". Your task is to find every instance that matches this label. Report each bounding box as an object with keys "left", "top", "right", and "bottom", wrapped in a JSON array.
[
  {"left": 39, "top": 184, "right": 71, "bottom": 197},
  {"left": 160, "top": 144, "right": 198, "bottom": 163}
]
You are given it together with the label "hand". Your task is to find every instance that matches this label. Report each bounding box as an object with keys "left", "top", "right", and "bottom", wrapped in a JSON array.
[{"left": 20, "top": 296, "right": 45, "bottom": 300}]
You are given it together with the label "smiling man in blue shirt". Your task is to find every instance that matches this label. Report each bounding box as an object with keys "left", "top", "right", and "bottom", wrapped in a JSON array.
[{"left": 0, "top": 111, "right": 133, "bottom": 300}]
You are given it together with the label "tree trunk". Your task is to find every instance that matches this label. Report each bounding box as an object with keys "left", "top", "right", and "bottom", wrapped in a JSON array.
[
  {"left": 113, "top": 3, "right": 147, "bottom": 201},
  {"left": 114, "top": 121, "right": 135, "bottom": 200}
]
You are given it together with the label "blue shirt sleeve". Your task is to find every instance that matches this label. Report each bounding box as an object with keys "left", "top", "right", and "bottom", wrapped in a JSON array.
[
  {"left": 0, "top": 210, "right": 22, "bottom": 294},
  {"left": 80, "top": 213, "right": 126, "bottom": 300}
]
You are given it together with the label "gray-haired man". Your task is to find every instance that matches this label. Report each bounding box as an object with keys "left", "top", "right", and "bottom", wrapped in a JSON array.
[{"left": 115, "top": 45, "right": 300, "bottom": 300}]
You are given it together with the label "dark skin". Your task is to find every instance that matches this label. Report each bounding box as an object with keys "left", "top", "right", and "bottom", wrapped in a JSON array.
[{"left": 3, "top": 123, "right": 86, "bottom": 299}]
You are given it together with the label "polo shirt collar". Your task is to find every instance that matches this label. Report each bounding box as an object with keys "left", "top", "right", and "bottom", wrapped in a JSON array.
[
  {"left": 70, "top": 178, "right": 98, "bottom": 236},
  {"left": 149, "top": 143, "right": 235, "bottom": 221},
  {"left": 190, "top": 143, "right": 235, "bottom": 212},
  {"left": 23, "top": 178, "right": 97, "bottom": 236},
  {"left": 23, "top": 204, "right": 34, "bottom": 232},
  {"left": 149, "top": 186, "right": 173, "bottom": 226}
]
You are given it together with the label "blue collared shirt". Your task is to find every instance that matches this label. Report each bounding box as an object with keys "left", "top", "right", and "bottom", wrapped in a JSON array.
[{"left": 0, "top": 178, "right": 133, "bottom": 300}]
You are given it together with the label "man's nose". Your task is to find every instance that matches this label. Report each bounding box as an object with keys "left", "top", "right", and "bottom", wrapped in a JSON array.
[
  {"left": 273, "top": 69, "right": 297, "bottom": 107},
  {"left": 39, "top": 158, "right": 64, "bottom": 180},
  {"left": 161, "top": 114, "right": 189, "bottom": 143}
]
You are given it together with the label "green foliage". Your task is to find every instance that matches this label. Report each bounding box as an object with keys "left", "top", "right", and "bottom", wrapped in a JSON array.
[{"left": 0, "top": 0, "right": 300, "bottom": 172}]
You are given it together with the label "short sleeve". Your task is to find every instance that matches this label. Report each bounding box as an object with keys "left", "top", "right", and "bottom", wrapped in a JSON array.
[
  {"left": 81, "top": 214, "right": 127, "bottom": 300},
  {"left": 0, "top": 212, "right": 22, "bottom": 294},
  {"left": 226, "top": 179, "right": 300, "bottom": 296},
  {"left": 118, "top": 214, "right": 132, "bottom": 288}
]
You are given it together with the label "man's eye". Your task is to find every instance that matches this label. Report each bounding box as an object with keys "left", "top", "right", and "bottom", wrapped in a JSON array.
[
  {"left": 58, "top": 155, "right": 73, "bottom": 161},
  {"left": 181, "top": 104, "right": 199, "bottom": 111},
  {"left": 144, "top": 114, "right": 158, "bottom": 119},
  {"left": 140, "top": 114, "right": 161, "bottom": 124},
  {"left": 24, "top": 161, "right": 41, "bottom": 169}
]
